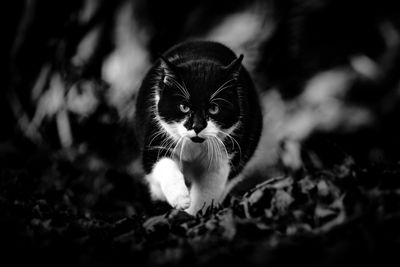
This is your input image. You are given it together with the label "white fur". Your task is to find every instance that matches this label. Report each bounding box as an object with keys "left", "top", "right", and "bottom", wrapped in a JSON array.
[
  {"left": 146, "top": 157, "right": 191, "bottom": 210},
  {"left": 163, "top": 119, "right": 222, "bottom": 141},
  {"left": 158, "top": 119, "right": 181, "bottom": 142},
  {"left": 147, "top": 113, "right": 235, "bottom": 214},
  {"left": 184, "top": 154, "right": 230, "bottom": 215}
]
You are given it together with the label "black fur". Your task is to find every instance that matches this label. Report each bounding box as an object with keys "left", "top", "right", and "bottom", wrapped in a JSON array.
[{"left": 135, "top": 41, "right": 262, "bottom": 178}]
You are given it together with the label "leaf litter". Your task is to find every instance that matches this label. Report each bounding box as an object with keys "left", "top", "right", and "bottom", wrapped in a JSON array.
[{"left": 0, "top": 153, "right": 399, "bottom": 266}]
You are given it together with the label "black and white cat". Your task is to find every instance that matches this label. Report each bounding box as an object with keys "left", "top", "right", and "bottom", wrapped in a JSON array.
[{"left": 135, "top": 41, "right": 262, "bottom": 215}]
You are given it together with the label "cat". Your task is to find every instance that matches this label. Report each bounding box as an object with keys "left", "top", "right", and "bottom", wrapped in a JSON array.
[{"left": 134, "top": 40, "right": 262, "bottom": 215}]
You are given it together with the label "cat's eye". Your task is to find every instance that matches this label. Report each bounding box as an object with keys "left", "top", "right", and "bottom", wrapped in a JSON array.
[
  {"left": 208, "top": 104, "right": 220, "bottom": 115},
  {"left": 179, "top": 104, "right": 190, "bottom": 113}
]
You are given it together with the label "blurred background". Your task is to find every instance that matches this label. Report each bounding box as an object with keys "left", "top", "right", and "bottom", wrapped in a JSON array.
[{"left": 2, "top": 0, "right": 400, "bottom": 193}]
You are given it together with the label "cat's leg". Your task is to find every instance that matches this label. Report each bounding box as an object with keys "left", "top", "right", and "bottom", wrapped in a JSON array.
[
  {"left": 146, "top": 157, "right": 191, "bottom": 210},
  {"left": 185, "top": 159, "right": 230, "bottom": 215}
]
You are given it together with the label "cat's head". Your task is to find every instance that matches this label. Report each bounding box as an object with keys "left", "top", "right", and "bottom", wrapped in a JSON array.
[{"left": 154, "top": 55, "right": 244, "bottom": 144}]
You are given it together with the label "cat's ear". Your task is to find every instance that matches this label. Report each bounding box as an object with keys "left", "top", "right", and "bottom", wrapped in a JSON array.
[
  {"left": 159, "top": 55, "right": 179, "bottom": 81},
  {"left": 159, "top": 55, "right": 176, "bottom": 70},
  {"left": 224, "top": 54, "right": 244, "bottom": 79}
]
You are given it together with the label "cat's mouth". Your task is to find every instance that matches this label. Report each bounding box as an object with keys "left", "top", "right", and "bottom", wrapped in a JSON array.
[{"left": 190, "top": 136, "right": 205, "bottom": 143}]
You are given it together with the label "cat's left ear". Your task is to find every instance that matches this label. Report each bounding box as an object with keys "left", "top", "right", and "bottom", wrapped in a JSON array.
[{"left": 224, "top": 54, "right": 244, "bottom": 79}]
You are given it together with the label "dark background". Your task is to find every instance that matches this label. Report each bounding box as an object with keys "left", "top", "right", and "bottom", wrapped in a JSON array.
[{"left": 1, "top": 0, "right": 400, "bottom": 266}]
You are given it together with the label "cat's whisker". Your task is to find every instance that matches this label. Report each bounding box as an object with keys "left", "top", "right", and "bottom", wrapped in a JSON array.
[
  {"left": 205, "top": 138, "right": 211, "bottom": 169},
  {"left": 218, "top": 131, "right": 242, "bottom": 161},
  {"left": 172, "top": 136, "right": 181, "bottom": 157},
  {"left": 181, "top": 80, "right": 190, "bottom": 97},
  {"left": 209, "top": 137, "right": 221, "bottom": 164},
  {"left": 155, "top": 138, "right": 169, "bottom": 153},
  {"left": 175, "top": 93, "right": 189, "bottom": 99},
  {"left": 167, "top": 76, "right": 190, "bottom": 100},
  {"left": 205, "top": 137, "right": 215, "bottom": 170},
  {"left": 210, "top": 139, "right": 216, "bottom": 169},
  {"left": 156, "top": 139, "right": 172, "bottom": 160},
  {"left": 160, "top": 137, "right": 177, "bottom": 160},
  {"left": 172, "top": 136, "right": 183, "bottom": 157},
  {"left": 214, "top": 78, "right": 235, "bottom": 93},
  {"left": 208, "top": 137, "right": 217, "bottom": 165},
  {"left": 215, "top": 138, "right": 224, "bottom": 162},
  {"left": 179, "top": 137, "right": 186, "bottom": 167},
  {"left": 213, "top": 136, "right": 229, "bottom": 160},
  {"left": 149, "top": 145, "right": 173, "bottom": 150},
  {"left": 210, "top": 85, "right": 234, "bottom": 101},
  {"left": 209, "top": 78, "right": 236, "bottom": 100},
  {"left": 148, "top": 130, "right": 167, "bottom": 148},
  {"left": 210, "top": 98, "right": 234, "bottom": 107}
]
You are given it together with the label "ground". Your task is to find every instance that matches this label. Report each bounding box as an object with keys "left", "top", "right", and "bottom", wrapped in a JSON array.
[{"left": 1, "top": 139, "right": 399, "bottom": 267}]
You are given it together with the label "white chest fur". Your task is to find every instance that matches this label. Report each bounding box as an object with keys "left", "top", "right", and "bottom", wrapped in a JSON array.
[{"left": 145, "top": 139, "right": 231, "bottom": 215}]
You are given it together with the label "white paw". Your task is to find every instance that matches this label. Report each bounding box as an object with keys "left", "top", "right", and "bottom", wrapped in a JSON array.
[
  {"left": 151, "top": 157, "right": 191, "bottom": 210},
  {"left": 167, "top": 186, "right": 191, "bottom": 210},
  {"left": 172, "top": 193, "right": 191, "bottom": 210}
]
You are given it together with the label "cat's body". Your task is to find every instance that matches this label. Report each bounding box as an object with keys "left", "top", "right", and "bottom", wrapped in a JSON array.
[{"left": 135, "top": 41, "right": 262, "bottom": 214}]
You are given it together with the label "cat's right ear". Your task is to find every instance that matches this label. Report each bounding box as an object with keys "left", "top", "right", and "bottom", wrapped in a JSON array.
[
  {"left": 159, "top": 55, "right": 178, "bottom": 84},
  {"left": 159, "top": 55, "right": 175, "bottom": 70}
]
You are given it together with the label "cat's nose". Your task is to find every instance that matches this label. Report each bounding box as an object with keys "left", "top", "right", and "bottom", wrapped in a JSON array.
[
  {"left": 192, "top": 117, "right": 207, "bottom": 134},
  {"left": 193, "top": 123, "right": 205, "bottom": 134}
]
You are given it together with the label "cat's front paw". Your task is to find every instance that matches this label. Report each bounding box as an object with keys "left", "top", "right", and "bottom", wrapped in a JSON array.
[
  {"left": 168, "top": 187, "right": 191, "bottom": 210},
  {"left": 172, "top": 192, "right": 191, "bottom": 210},
  {"left": 151, "top": 157, "right": 191, "bottom": 211}
]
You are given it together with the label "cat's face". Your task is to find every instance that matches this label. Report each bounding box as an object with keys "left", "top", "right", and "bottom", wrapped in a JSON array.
[{"left": 155, "top": 56, "right": 243, "bottom": 144}]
